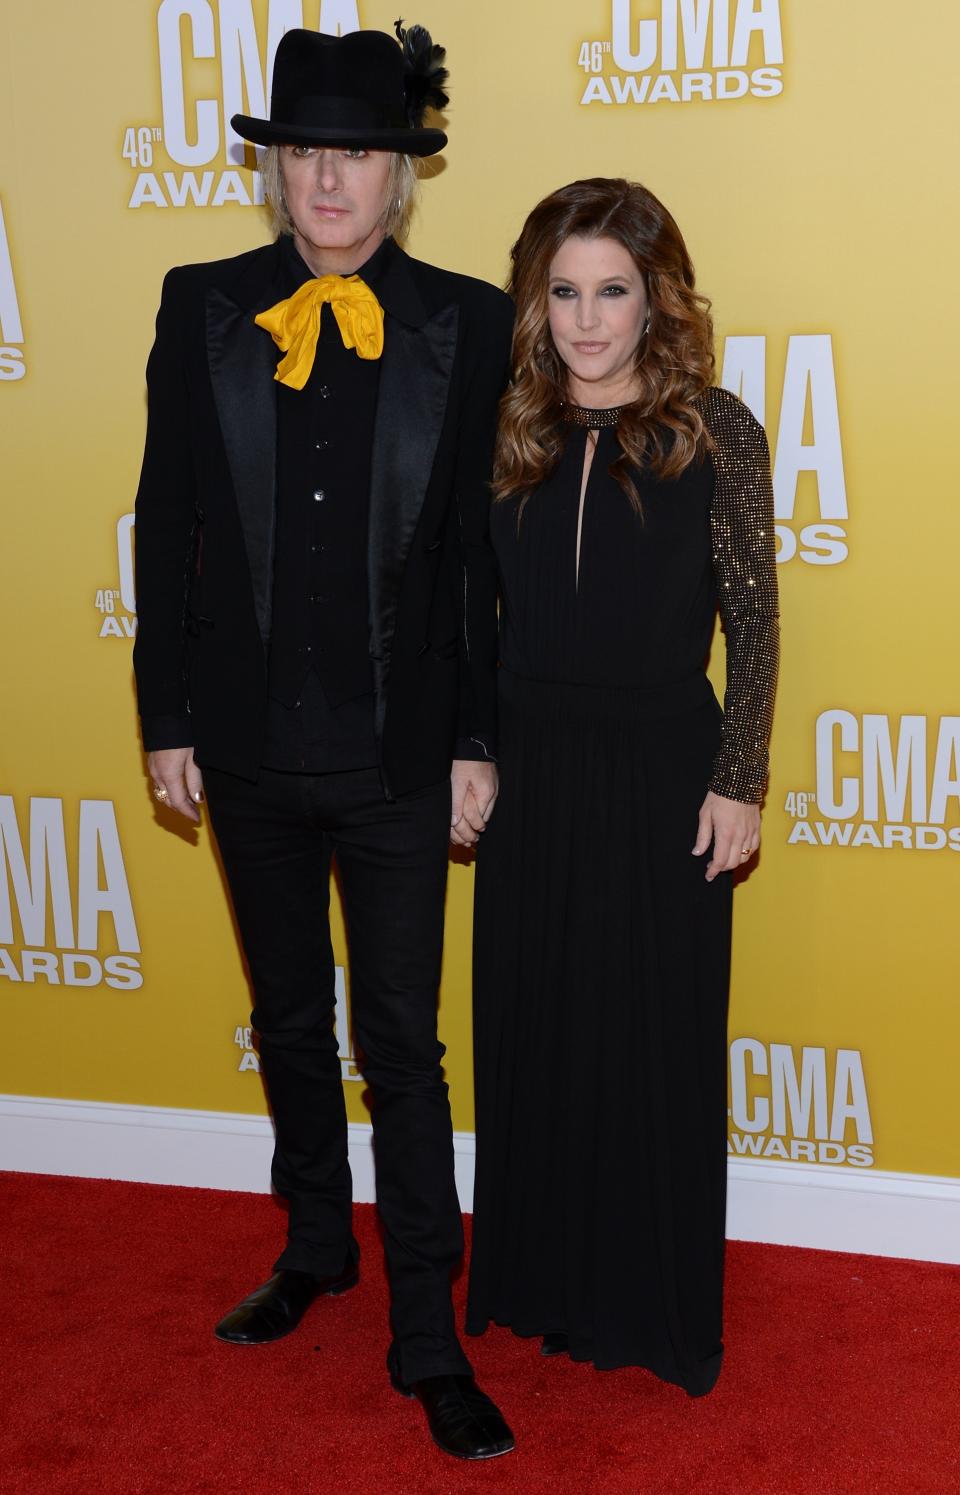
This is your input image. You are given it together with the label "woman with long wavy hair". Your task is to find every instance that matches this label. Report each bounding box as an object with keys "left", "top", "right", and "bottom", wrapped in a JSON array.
[{"left": 465, "top": 178, "right": 780, "bottom": 1396}]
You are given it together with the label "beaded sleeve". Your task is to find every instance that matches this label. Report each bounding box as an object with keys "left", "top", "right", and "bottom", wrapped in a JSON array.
[{"left": 697, "top": 386, "right": 780, "bottom": 804}]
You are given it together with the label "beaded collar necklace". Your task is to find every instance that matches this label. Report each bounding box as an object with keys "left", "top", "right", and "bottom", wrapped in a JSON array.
[{"left": 561, "top": 402, "right": 625, "bottom": 429}]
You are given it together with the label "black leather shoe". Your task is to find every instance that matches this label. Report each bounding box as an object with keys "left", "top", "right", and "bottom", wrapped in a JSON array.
[
  {"left": 391, "top": 1373, "right": 514, "bottom": 1460},
  {"left": 214, "top": 1261, "right": 358, "bottom": 1344},
  {"left": 540, "top": 1332, "right": 569, "bottom": 1357}
]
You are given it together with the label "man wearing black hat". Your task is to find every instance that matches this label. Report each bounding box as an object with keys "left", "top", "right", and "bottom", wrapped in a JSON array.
[{"left": 134, "top": 24, "right": 514, "bottom": 1461}]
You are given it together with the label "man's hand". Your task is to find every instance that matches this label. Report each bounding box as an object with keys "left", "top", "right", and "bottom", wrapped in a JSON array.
[
  {"left": 692, "top": 790, "right": 761, "bottom": 882},
  {"left": 450, "top": 760, "right": 499, "bottom": 848},
  {"left": 147, "top": 747, "right": 204, "bottom": 824}
]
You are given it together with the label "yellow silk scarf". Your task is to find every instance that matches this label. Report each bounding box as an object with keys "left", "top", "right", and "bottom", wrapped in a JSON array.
[{"left": 255, "top": 274, "right": 385, "bottom": 390}]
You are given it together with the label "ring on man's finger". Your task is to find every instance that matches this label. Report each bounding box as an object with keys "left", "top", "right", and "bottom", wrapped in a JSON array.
[{"left": 153, "top": 784, "right": 169, "bottom": 803}]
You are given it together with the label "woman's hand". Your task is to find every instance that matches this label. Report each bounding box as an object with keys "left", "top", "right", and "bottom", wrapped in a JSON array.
[
  {"left": 692, "top": 790, "right": 761, "bottom": 882},
  {"left": 450, "top": 760, "right": 499, "bottom": 847}
]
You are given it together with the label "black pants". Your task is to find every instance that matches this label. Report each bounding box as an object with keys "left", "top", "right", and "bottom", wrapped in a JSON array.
[{"left": 203, "top": 764, "right": 471, "bottom": 1383}]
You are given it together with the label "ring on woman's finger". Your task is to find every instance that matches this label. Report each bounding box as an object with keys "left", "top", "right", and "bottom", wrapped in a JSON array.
[
  {"left": 740, "top": 846, "right": 752, "bottom": 857},
  {"left": 153, "top": 784, "right": 169, "bottom": 803}
]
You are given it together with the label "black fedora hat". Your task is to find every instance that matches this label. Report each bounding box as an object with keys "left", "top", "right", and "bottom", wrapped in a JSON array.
[{"left": 232, "top": 24, "right": 448, "bottom": 156}]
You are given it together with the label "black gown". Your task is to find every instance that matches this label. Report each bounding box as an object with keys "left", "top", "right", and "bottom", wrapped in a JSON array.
[{"left": 466, "top": 387, "right": 779, "bottom": 1396}]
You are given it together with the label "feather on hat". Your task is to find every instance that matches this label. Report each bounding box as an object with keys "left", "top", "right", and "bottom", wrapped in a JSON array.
[{"left": 395, "top": 19, "right": 450, "bottom": 127}]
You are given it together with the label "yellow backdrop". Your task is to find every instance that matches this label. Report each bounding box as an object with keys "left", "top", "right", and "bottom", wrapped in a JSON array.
[{"left": 2, "top": 1, "right": 958, "bottom": 1181}]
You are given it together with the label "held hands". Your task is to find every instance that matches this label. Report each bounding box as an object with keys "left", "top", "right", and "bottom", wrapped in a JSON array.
[
  {"left": 450, "top": 760, "right": 499, "bottom": 847},
  {"left": 148, "top": 747, "right": 204, "bottom": 824},
  {"left": 693, "top": 790, "right": 761, "bottom": 882}
]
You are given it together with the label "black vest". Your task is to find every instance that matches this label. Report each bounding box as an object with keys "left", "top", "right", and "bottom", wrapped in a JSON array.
[
  {"left": 268, "top": 269, "right": 382, "bottom": 707},
  {"left": 262, "top": 238, "right": 393, "bottom": 773}
]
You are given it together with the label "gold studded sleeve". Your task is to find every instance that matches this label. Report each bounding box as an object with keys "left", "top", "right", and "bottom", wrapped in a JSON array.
[{"left": 699, "top": 386, "right": 781, "bottom": 804}]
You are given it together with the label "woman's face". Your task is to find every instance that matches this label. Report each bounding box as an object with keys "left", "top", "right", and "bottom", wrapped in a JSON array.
[{"left": 546, "top": 234, "right": 648, "bottom": 399}]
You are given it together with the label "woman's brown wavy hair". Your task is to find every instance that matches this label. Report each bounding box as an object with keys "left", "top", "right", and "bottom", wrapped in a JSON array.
[{"left": 494, "top": 177, "right": 715, "bottom": 509}]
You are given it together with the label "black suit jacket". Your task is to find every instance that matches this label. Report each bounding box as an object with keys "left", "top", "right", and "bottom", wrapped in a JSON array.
[{"left": 132, "top": 237, "right": 514, "bottom": 795}]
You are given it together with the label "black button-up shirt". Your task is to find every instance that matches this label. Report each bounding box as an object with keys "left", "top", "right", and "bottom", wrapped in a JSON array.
[{"left": 262, "top": 235, "right": 395, "bottom": 774}]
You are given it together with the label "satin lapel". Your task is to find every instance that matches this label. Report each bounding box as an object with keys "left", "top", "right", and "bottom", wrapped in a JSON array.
[
  {"left": 368, "top": 302, "right": 459, "bottom": 730},
  {"left": 206, "top": 284, "right": 279, "bottom": 644}
]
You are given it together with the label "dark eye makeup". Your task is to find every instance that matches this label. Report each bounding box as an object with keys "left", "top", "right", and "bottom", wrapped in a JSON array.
[{"left": 549, "top": 283, "right": 632, "bottom": 298}]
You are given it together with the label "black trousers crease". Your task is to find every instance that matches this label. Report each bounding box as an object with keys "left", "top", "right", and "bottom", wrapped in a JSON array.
[{"left": 203, "top": 764, "right": 470, "bottom": 1384}]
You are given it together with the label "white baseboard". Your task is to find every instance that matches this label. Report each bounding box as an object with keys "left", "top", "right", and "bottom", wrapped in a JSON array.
[
  {"left": 0, "top": 1094, "right": 475, "bottom": 1212},
  {"left": 725, "top": 1157, "right": 960, "bottom": 1263},
  {"left": 2, "top": 1094, "right": 958, "bottom": 1264}
]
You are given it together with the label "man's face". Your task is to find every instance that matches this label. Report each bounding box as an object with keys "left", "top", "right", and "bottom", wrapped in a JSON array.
[{"left": 280, "top": 145, "right": 392, "bottom": 268}]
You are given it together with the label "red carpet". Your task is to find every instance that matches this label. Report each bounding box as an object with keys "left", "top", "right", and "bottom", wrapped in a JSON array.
[{"left": 3, "top": 1172, "right": 959, "bottom": 1494}]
